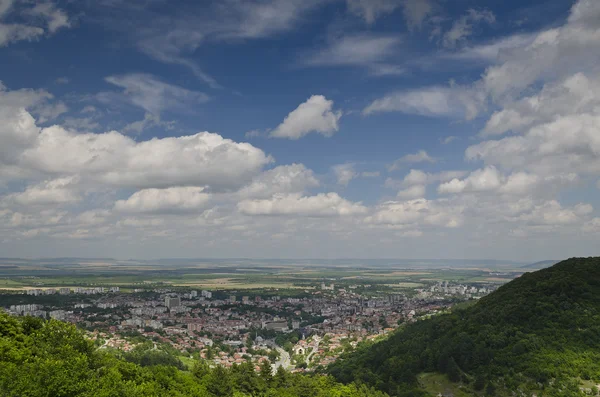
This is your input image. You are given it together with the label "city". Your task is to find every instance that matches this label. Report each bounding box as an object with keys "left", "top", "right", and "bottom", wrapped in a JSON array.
[{"left": 3, "top": 276, "right": 500, "bottom": 374}]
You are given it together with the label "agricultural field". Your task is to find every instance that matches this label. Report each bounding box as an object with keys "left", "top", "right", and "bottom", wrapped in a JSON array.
[{"left": 0, "top": 257, "right": 523, "bottom": 293}]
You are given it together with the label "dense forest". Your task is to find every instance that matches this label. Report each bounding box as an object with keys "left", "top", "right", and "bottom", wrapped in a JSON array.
[
  {"left": 0, "top": 311, "right": 387, "bottom": 396},
  {"left": 328, "top": 257, "right": 600, "bottom": 396}
]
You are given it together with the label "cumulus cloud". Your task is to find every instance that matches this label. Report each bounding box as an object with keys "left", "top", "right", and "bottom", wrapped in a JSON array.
[
  {"left": 438, "top": 167, "right": 579, "bottom": 197},
  {"left": 238, "top": 193, "right": 367, "bottom": 217},
  {"left": 17, "top": 128, "right": 271, "bottom": 190},
  {"left": 480, "top": 0, "right": 600, "bottom": 100},
  {"left": 237, "top": 164, "right": 319, "bottom": 199},
  {"left": 438, "top": 166, "right": 503, "bottom": 194},
  {"left": 115, "top": 187, "right": 211, "bottom": 214},
  {"left": 385, "top": 169, "right": 466, "bottom": 190},
  {"left": 397, "top": 184, "right": 425, "bottom": 199},
  {"left": 388, "top": 150, "right": 436, "bottom": 171},
  {"left": 481, "top": 73, "right": 600, "bottom": 137},
  {"left": 467, "top": 113, "right": 600, "bottom": 176},
  {"left": 270, "top": 95, "right": 342, "bottom": 139},
  {"left": 0, "top": 86, "right": 271, "bottom": 191},
  {"left": 3, "top": 176, "right": 80, "bottom": 206},
  {"left": 584, "top": 217, "right": 600, "bottom": 233},
  {"left": 333, "top": 163, "right": 357, "bottom": 186},
  {"left": 366, "top": 198, "right": 463, "bottom": 228},
  {"left": 516, "top": 201, "right": 593, "bottom": 226},
  {"left": 0, "top": 84, "right": 49, "bottom": 164}
]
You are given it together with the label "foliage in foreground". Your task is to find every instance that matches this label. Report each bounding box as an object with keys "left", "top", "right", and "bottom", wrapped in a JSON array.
[
  {"left": 328, "top": 257, "right": 600, "bottom": 396},
  {"left": 0, "top": 311, "right": 387, "bottom": 397}
]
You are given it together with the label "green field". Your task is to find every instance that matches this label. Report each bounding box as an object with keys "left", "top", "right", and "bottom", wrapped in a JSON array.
[{"left": 0, "top": 258, "right": 521, "bottom": 292}]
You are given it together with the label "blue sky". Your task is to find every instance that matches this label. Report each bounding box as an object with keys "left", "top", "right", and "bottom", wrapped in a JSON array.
[{"left": 0, "top": 0, "right": 599, "bottom": 261}]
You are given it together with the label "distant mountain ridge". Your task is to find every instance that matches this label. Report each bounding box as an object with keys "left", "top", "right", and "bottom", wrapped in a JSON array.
[
  {"left": 521, "top": 259, "right": 561, "bottom": 269},
  {"left": 329, "top": 257, "right": 600, "bottom": 396}
]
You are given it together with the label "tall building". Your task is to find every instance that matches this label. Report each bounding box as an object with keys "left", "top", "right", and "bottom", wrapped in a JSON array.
[{"left": 165, "top": 296, "right": 181, "bottom": 309}]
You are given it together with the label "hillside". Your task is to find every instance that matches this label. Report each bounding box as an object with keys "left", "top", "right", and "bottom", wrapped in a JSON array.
[
  {"left": 0, "top": 312, "right": 387, "bottom": 396},
  {"left": 328, "top": 257, "right": 600, "bottom": 396}
]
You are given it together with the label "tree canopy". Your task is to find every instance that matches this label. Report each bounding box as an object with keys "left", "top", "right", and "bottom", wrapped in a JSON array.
[{"left": 328, "top": 257, "right": 600, "bottom": 396}]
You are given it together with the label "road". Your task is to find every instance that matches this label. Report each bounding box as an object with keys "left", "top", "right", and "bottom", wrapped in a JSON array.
[
  {"left": 266, "top": 340, "right": 294, "bottom": 374},
  {"left": 305, "top": 339, "right": 320, "bottom": 365}
]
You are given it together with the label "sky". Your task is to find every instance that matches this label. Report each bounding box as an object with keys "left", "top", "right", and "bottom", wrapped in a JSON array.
[{"left": 0, "top": 0, "right": 599, "bottom": 261}]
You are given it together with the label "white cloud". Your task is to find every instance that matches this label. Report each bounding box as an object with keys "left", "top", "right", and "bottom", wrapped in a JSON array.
[
  {"left": 81, "top": 106, "right": 97, "bottom": 114},
  {"left": 215, "top": 0, "right": 327, "bottom": 40},
  {"left": 368, "top": 64, "right": 405, "bottom": 77},
  {"left": 438, "top": 167, "right": 579, "bottom": 197},
  {"left": 438, "top": 166, "right": 503, "bottom": 194},
  {"left": 18, "top": 127, "right": 271, "bottom": 190},
  {"left": 346, "top": 0, "right": 401, "bottom": 24},
  {"left": 103, "top": 74, "right": 209, "bottom": 115},
  {"left": 3, "top": 176, "right": 80, "bottom": 206},
  {"left": 76, "top": 210, "right": 111, "bottom": 226},
  {"left": 442, "top": 9, "right": 495, "bottom": 48},
  {"left": 237, "top": 164, "right": 319, "bottom": 199},
  {"left": 385, "top": 169, "right": 466, "bottom": 189},
  {"left": 0, "top": 88, "right": 271, "bottom": 191},
  {"left": 270, "top": 95, "right": 342, "bottom": 139},
  {"left": 440, "top": 136, "right": 457, "bottom": 144},
  {"left": 238, "top": 193, "right": 367, "bottom": 217},
  {"left": 0, "top": 0, "right": 70, "bottom": 47},
  {"left": 480, "top": 0, "right": 600, "bottom": 100},
  {"left": 516, "top": 201, "right": 593, "bottom": 226},
  {"left": 366, "top": 198, "right": 462, "bottom": 228},
  {"left": 33, "top": 101, "right": 68, "bottom": 124},
  {"left": 136, "top": 30, "right": 219, "bottom": 89},
  {"left": 388, "top": 150, "right": 436, "bottom": 171},
  {"left": 119, "top": 0, "right": 328, "bottom": 87},
  {"left": 27, "top": 2, "right": 71, "bottom": 33},
  {"left": 123, "top": 113, "right": 175, "bottom": 134},
  {"left": 364, "top": 84, "right": 485, "bottom": 119},
  {"left": 397, "top": 184, "right": 425, "bottom": 199},
  {"left": 305, "top": 34, "right": 402, "bottom": 68},
  {"left": 361, "top": 171, "right": 380, "bottom": 178},
  {"left": 440, "top": 33, "right": 536, "bottom": 63},
  {"left": 583, "top": 217, "right": 600, "bottom": 233},
  {"left": 402, "top": 169, "right": 466, "bottom": 186},
  {"left": 0, "top": 84, "right": 52, "bottom": 165},
  {"left": 115, "top": 187, "right": 211, "bottom": 214},
  {"left": 481, "top": 73, "right": 600, "bottom": 137},
  {"left": 467, "top": 113, "right": 600, "bottom": 176},
  {"left": 333, "top": 163, "right": 357, "bottom": 186},
  {"left": 62, "top": 117, "right": 101, "bottom": 131},
  {"left": 402, "top": 0, "right": 436, "bottom": 31}
]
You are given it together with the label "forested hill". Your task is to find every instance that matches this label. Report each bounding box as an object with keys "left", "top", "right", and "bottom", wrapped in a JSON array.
[
  {"left": 0, "top": 312, "right": 387, "bottom": 396},
  {"left": 328, "top": 257, "right": 600, "bottom": 396}
]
